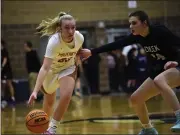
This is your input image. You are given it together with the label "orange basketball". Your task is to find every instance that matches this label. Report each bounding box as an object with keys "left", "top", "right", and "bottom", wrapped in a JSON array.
[{"left": 25, "top": 109, "right": 49, "bottom": 133}]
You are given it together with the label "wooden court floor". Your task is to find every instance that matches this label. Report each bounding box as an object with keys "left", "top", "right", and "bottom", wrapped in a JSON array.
[{"left": 1, "top": 94, "right": 180, "bottom": 134}]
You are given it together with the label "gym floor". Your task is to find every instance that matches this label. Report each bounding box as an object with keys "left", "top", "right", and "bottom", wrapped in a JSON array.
[{"left": 1, "top": 94, "right": 180, "bottom": 134}]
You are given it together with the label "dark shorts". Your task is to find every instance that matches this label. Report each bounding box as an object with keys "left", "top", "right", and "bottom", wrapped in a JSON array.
[{"left": 149, "top": 66, "right": 180, "bottom": 80}]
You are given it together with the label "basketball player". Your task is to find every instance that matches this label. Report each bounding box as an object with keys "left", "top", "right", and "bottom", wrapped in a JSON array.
[
  {"left": 80, "top": 10, "right": 180, "bottom": 135},
  {"left": 28, "top": 12, "right": 84, "bottom": 134}
]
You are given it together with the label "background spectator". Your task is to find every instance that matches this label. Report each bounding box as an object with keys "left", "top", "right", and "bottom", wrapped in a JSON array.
[
  {"left": 24, "top": 41, "right": 42, "bottom": 101},
  {"left": 1, "top": 39, "right": 15, "bottom": 104}
]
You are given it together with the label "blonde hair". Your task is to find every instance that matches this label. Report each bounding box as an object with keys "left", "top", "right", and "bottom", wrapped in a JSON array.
[{"left": 36, "top": 12, "right": 74, "bottom": 37}]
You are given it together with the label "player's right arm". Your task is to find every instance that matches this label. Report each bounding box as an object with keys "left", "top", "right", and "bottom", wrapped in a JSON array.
[
  {"left": 33, "top": 57, "right": 52, "bottom": 93},
  {"left": 28, "top": 36, "right": 58, "bottom": 105}
]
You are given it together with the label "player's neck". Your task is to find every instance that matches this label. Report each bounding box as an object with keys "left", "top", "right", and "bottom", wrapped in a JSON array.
[
  {"left": 61, "top": 35, "right": 73, "bottom": 43},
  {"left": 66, "top": 38, "right": 73, "bottom": 43},
  {"left": 140, "top": 27, "right": 149, "bottom": 37}
]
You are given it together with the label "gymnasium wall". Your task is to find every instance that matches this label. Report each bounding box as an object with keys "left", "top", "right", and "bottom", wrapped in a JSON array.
[
  {"left": 2, "top": 1, "right": 180, "bottom": 92},
  {"left": 2, "top": 1, "right": 180, "bottom": 24}
]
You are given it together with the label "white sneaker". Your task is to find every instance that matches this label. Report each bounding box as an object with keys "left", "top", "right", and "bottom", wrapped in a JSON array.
[{"left": 42, "top": 126, "right": 57, "bottom": 135}]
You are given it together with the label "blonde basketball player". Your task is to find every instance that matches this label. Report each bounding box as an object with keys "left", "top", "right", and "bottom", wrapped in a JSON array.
[{"left": 28, "top": 12, "right": 84, "bottom": 134}]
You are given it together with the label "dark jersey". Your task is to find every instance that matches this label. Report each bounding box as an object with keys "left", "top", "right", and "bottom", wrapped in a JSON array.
[
  {"left": 91, "top": 25, "right": 180, "bottom": 78},
  {"left": 1, "top": 48, "right": 12, "bottom": 72},
  {"left": 25, "top": 50, "right": 41, "bottom": 73}
]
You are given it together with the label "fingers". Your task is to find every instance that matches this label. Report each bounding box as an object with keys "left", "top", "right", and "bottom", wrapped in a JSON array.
[
  {"left": 79, "top": 49, "right": 90, "bottom": 54},
  {"left": 80, "top": 48, "right": 90, "bottom": 51},
  {"left": 27, "top": 95, "right": 36, "bottom": 107},
  {"left": 164, "top": 62, "right": 169, "bottom": 70},
  {"left": 77, "top": 48, "right": 91, "bottom": 62},
  {"left": 27, "top": 101, "right": 35, "bottom": 107},
  {"left": 164, "top": 66, "right": 167, "bottom": 70},
  {"left": 164, "top": 62, "right": 171, "bottom": 70},
  {"left": 164, "top": 61, "right": 178, "bottom": 70},
  {"left": 173, "top": 61, "right": 178, "bottom": 66},
  {"left": 164, "top": 65, "right": 168, "bottom": 70},
  {"left": 27, "top": 97, "right": 33, "bottom": 107}
]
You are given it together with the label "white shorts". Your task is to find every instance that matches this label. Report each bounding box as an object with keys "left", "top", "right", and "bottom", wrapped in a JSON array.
[{"left": 42, "top": 65, "right": 76, "bottom": 94}]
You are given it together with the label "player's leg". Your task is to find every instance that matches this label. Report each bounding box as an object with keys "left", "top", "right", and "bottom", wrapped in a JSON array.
[
  {"left": 46, "top": 68, "right": 77, "bottom": 134},
  {"left": 1, "top": 78, "right": 7, "bottom": 109},
  {"left": 153, "top": 67, "right": 180, "bottom": 132},
  {"left": 1, "top": 79, "right": 6, "bottom": 101},
  {"left": 42, "top": 70, "right": 59, "bottom": 118},
  {"left": 129, "top": 77, "right": 160, "bottom": 135},
  {"left": 42, "top": 87, "right": 56, "bottom": 118},
  {"left": 53, "top": 75, "right": 75, "bottom": 120},
  {"left": 130, "top": 67, "right": 180, "bottom": 134},
  {"left": 5, "top": 70, "right": 15, "bottom": 102},
  {"left": 6, "top": 79, "right": 15, "bottom": 102},
  {"left": 1, "top": 71, "right": 8, "bottom": 109}
]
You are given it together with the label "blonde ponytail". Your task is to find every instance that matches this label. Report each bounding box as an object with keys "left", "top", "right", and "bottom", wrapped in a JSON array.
[{"left": 36, "top": 11, "right": 74, "bottom": 37}]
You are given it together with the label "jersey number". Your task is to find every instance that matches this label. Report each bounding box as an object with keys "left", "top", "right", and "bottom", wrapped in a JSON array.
[
  {"left": 58, "top": 57, "right": 72, "bottom": 63},
  {"left": 151, "top": 53, "right": 166, "bottom": 60}
]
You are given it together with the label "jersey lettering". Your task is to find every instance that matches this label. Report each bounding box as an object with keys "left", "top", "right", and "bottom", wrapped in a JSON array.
[{"left": 144, "top": 45, "right": 160, "bottom": 53}]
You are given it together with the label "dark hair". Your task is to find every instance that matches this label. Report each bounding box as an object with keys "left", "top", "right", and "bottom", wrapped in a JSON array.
[
  {"left": 25, "top": 41, "right": 33, "bottom": 48},
  {"left": 129, "top": 10, "right": 150, "bottom": 26}
]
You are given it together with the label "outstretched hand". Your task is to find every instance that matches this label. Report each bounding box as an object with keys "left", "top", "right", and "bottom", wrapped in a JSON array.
[
  {"left": 78, "top": 49, "right": 92, "bottom": 61},
  {"left": 164, "top": 61, "right": 178, "bottom": 70}
]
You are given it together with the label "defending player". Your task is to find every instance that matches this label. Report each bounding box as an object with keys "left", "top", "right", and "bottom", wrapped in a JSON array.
[{"left": 80, "top": 10, "right": 180, "bottom": 135}]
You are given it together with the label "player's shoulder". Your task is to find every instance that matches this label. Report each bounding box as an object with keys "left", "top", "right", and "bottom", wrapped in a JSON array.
[
  {"left": 75, "top": 30, "right": 84, "bottom": 42},
  {"left": 150, "top": 24, "right": 170, "bottom": 33},
  {"left": 48, "top": 33, "right": 60, "bottom": 46},
  {"left": 49, "top": 33, "right": 59, "bottom": 42}
]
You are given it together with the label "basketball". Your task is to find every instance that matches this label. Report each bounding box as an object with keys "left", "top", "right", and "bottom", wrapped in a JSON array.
[{"left": 25, "top": 109, "right": 49, "bottom": 133}]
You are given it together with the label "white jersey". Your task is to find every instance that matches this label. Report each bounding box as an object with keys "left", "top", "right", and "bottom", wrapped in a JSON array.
[{"left": 44, "top": 31, "right": 84, "bottom": 74}]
